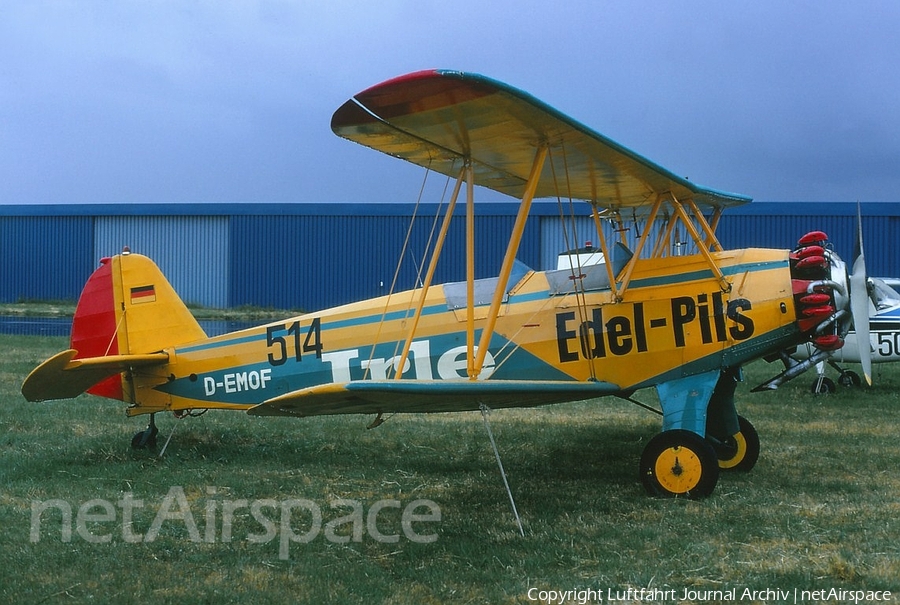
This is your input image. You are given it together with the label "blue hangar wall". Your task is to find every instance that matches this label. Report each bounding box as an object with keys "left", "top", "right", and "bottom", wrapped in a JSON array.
[
  {"left": 0, "top": 203, "right": 542, "bottom": 311},
  {"left": 2, "top": 202, "right": 898, "bottom": 311}
]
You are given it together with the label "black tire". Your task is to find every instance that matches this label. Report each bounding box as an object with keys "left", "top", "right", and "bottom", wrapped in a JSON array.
[
  {"left": 714, "top": 415, "right": 760, "bottom": 472},
  {"left": 838, "top": 371, "right": 861, "bottom": 388},
  {"left": 131, "top": 426, "right": 158, "bottom": 449},
  {"left": 810, "top": 376, "right": 836, "bottom": 395},
  {"left": 640, "top": 429, "right": 719, "bottom": 499}
]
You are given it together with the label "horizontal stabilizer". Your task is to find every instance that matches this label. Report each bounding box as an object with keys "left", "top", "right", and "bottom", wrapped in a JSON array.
[
  {"left": 248, "top": 379, "right": 621, "bottom": 418},
  {"left": 22, "top": 349, "right": 169, "bottom": 402}
]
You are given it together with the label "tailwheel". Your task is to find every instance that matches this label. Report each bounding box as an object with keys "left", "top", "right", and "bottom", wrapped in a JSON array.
[
  {"left": 131, "top": 413, "right": 159, "bottom": 449},
  {"left": 713, "top": 415, "right": 760, "bottom": 472},
  {"left": 640, "top": 429, "right": 719, "bottom": 499}
]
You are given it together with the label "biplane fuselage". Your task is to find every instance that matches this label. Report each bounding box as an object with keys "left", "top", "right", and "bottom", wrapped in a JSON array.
[
  {"left": 112, "top": 246, "right": 799, "bottom": 422},
  {"left": 23, "top": 69, "right": 859, "bottom": 499}
]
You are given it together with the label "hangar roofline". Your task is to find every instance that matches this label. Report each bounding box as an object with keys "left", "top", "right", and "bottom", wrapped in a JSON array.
[{"left": 2, "top": 201, "right": 899, "bottom": 218}]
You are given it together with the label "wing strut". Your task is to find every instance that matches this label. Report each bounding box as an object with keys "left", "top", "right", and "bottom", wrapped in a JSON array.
[
  {"left": 466, "top": 161, "right": 477, "bottom": 379},
  {"left": 652, "top": 212, "right": 678, "bottom": 257},
  {"left": 591, "top": 205, "right": 619, "bottom": 300},
  {"left": 616, "top": 195, "right": 664, "bottom": 297},
  {"left": 472, "top": 145, "right": 548, "bottom": 379},
  {"left": 685, "top": 198, "right": 723, "bottom": 252},
  {"left": 707, "top": 206, "right": 725, "bottom": 249},
  {"left": 670, "top": 195, "right": 730, "bottom": 292},
  {"left": 395, "top": 165, "right": 465, "bottom": 378}
]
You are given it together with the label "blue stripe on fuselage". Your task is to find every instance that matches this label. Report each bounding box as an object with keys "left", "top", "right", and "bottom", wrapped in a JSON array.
[
  {"left": 175, "top": 258, "right": 786, "bottom": 355},
  {"left": 625, "top": 259, "right": 786, "bottom": 290}
]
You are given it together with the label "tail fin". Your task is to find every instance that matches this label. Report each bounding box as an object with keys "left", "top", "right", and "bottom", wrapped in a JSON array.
[{"left": 24, "top": 251, "right": 206, "bottom": 402}]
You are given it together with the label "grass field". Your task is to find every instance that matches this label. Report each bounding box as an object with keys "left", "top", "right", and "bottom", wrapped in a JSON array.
[{"left": 2, "top": 334, "right": 899, "bottom": 604}]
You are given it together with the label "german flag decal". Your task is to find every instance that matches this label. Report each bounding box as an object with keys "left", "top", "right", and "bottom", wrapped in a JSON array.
[{"left": 130, "top": 285, "right": 156, "bottom": 304}]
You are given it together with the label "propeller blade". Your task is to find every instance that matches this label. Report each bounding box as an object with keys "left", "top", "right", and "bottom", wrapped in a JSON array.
[{"left": 850, "top": 203, "right": 872, "bottom": 385}]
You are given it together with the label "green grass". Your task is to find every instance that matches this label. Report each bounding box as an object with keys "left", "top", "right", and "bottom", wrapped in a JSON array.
[{"left": 2, "top": 334, "right": 899, "bottom": 604}]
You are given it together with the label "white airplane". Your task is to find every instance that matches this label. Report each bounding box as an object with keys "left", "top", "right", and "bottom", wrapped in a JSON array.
[{"left": 796, "top": 276, "right": 900, "bottom": 393}]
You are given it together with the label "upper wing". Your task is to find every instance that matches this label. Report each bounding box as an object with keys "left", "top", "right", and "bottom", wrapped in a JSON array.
[
  {"left": 247, "top": 379, "right": 622, "bottom": 418},
  {"left": 331, "top": 69, "right": 750, "bottom": 212},
  {"left": 22, "top": 349, "right": 169, "bottom": 402}
]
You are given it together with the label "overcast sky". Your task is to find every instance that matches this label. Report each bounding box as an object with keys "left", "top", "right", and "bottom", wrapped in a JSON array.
[{"left": 2, "top": 1, "right": 898, "bottom": 205}]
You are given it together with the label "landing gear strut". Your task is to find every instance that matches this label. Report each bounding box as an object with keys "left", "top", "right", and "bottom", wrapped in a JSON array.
[{"left": 131, "top": 413, "right": 159, "bottom": 449}]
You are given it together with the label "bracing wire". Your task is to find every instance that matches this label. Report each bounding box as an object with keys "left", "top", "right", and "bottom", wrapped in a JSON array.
[
  {"left": 361, "top": 163, "right": 432, "bottom": 379},
  {"left": 548, "top": 144, "right": 597, "bottom": 381},
  {"left": 480, "top": 403, "right": 525, "bottom": 537},
  {"left": 384, "top": 165, "right": 456, "bottom": 379}
]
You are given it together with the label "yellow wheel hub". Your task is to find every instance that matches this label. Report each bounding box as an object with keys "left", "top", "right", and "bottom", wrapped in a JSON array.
[
  {"left": 717, "top": 431, "right": 747, "bottom": 470},
  {"left": 654, "top": 445, "right": 704, "bottom": 494}
]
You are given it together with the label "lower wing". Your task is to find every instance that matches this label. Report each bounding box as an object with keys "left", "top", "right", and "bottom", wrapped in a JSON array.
[{"left": 248, "top": 379, "right": 622, "bottom": 417}]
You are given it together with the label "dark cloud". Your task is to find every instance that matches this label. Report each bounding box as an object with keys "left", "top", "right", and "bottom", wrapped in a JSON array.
[{"left": 1, "top": 1, "right": 898, "bottom": 204}]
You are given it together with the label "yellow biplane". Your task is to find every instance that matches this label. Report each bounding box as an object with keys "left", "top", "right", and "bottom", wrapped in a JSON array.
[{"left": 22, "top": 70, "right": 870, "bottom": 499}]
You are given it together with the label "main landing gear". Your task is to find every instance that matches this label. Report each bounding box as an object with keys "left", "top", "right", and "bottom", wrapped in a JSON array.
[
  {"left": 640, "top": 430, "right": 719, "bottom": 499},
  {"left": 639, "top": 416, "right": 760, "bottom": 499},
  {"left": 810, "top": 361, "right": 862, "bottom": 395},
  {"left": 710, "top": 415, "right": 760, "bottom": 472},
  {"left": 131, "top": 413, "right": 159, "bottom": 449},
  {"left": 838, "top": 370, "right": 862, "bottom": 387}
]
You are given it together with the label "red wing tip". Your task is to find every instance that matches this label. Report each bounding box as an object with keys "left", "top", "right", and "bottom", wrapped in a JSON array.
[{"left": 357, "top": 69, "right": 442, "bottom": 96}]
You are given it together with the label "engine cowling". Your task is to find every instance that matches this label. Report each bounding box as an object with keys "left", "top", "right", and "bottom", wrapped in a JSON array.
[{"left": 789, "top": 231, "right": 852, "bottom": 351}]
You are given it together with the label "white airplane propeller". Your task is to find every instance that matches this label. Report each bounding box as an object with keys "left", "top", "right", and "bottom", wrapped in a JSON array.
[{"left": 850, "top": 203, "right": 872, "bottom": 385}]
